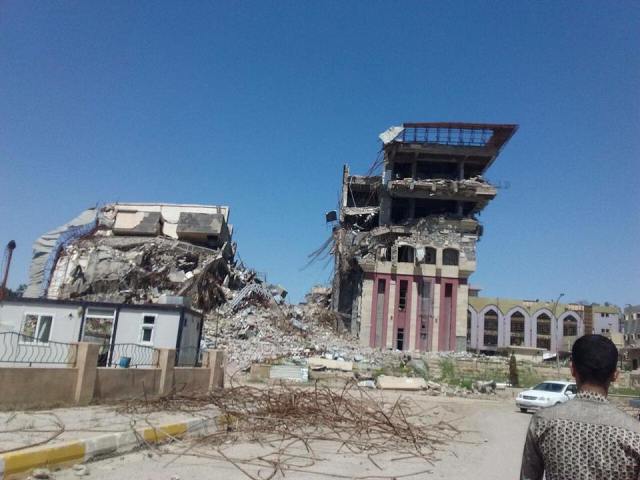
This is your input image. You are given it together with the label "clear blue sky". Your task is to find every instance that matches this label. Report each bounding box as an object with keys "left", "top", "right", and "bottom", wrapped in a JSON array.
[{"left": 1, "top": 1, "right": 638, "bottom": 306}]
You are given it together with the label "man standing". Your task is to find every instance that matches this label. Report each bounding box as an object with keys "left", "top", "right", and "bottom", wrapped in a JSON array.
[{"left": 521, "top": 334, "right": 640, "bottom": 479}]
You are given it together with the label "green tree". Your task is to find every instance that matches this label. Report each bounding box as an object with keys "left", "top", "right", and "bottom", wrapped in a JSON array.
[{"left": 509, "top": 353, "right": 519, "bottom": 387}]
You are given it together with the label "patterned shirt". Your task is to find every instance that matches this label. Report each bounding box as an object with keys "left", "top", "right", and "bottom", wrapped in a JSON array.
[{"left": 521, "top": 390, "right": 640, "bottom": 480}]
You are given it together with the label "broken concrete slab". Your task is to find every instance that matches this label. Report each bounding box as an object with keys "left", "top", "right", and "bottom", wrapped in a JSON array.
[
  {"left": 176, "top": 212, "right": 229, "bottom": 247},
  {"left": 357, "top": 380, "right": 376, "bottom": 388},
  {"left": 249, "top": 364, "right": 271, "bottom": 382},
  {"left": 113, "top": 211, "right": 162, "bottom": 236},
  {"left": 375, "top": 375, "right": 427, "bottom": 390},
  {"left": 269, "top": 365, "right": 309, "bottom": 383},
  {"left": 307, "top": 357, "right": 353, "bottom": 372}
]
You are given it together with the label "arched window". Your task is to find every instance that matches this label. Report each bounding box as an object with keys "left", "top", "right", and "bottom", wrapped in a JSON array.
[
  {"left": 418, "top": 247, "right": 436, "bottom": 264},
  {"left": 510, "top": 311, "right": 525, "bottom": 346},
  {"left": 398, "top": 245, "right": 415, "bottom": 263},
  {"left": 443, "top": 248, "right": 459, "bottom": 266},
  {"left": 563, "top": 314, "right": 578, "bottom": 336},
  {"left": 536, "top": 313, "right": 551, "bottom": 350},
  {"left": 378, "top": 246, "right": 391, "bottom": 262},
  {"left": 483, "top": 309, "right": 498, "bottom": 347}
]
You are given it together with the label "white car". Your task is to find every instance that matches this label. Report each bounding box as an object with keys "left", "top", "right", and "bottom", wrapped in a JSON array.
[{"left": 516, "top": 381, "right": 577, "bottom": 413}]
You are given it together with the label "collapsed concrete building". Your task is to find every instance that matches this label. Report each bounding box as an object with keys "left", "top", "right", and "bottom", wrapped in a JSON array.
[
  {"left": 22, "top": 203, "right": 250, "bottom": 310},
  {"left": 331, "top": 122, "right": 517, "bottom": 352}
]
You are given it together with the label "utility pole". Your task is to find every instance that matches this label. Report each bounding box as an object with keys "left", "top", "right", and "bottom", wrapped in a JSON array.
[{"left": 552, "top": 293, "right": 565, "bottom": 375}]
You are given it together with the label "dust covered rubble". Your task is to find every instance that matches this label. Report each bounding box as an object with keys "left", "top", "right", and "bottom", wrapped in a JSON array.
[
  {"left": 203, "top": 286, "right": 389, "bottom": 370},
  {"left": 50, "top": 235, "right": 255, "bottom": 310}
]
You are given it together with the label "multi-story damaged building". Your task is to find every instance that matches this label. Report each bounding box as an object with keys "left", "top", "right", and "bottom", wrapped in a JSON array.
[
  {"left": 23, "top": 203, "right": 244, "bottom": 310},
  {"left": 332, "top": 122, "right": 517, "bottom": 352}
]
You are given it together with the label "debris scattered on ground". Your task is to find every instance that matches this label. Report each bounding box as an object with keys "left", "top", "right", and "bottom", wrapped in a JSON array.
[
  {"left": 124, "top": 383, "right": 461, "bottom": 474},
  {"left": 204, "top": 285, "right": 390, "bottom": 370},
  {"left": 376, "top": 375, "right": 427, "bottom": 390},
  {"left": 72, "top": 464, "right": 89, "bottom": 477},
  {"left": 31, "top": 468, "right": 52, "bottom": 479}
]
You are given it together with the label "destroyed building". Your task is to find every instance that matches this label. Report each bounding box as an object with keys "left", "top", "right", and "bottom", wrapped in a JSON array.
[
  {"left": 331, "top": 122, "right": 517, "bottom": 352},
  {"left": 22, "top": 203, "right": 247, "bottom": 310}
]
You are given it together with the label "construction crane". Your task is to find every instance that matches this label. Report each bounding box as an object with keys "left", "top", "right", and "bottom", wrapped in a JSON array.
[{"left": 0, "top": 240, "right": 17, "bottom": 301}]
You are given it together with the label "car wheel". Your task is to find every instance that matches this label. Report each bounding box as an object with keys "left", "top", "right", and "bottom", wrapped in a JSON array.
[
  {"left": 520, "top": 408, "right": 527, "bottom": 413},
  {"left": 555, "top": 402, "right": 561, "bottom": 406}
]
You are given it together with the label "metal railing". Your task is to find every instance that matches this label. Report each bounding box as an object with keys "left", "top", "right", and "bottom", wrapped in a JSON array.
[
  {"left": 0, "top": 332, "right": 77, "bottom": 366},
  {"left": 175, "top": 346, "right": 202, "bottom": 367},
  {"left": 104, "top": 343, "right": 157, "bottom": 368}
]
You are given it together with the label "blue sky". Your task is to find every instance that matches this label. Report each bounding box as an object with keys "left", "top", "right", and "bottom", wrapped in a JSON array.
[{"left": 1, "top": 1, "right": 638, "bottom": 306}]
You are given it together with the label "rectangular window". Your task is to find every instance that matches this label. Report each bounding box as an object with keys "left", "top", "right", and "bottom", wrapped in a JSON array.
[
  {"left": 140, "top": 315, "right": 156, "bottom": 344},
  {"left": 83, "top": 308, "right": 116, "bottom": 344},
  {"left": 398, "top": 280, "right": 408, "bottom": 311},
  {"left": 396, "top": 328, "right": 404, "bottom": 350},
  {"left": 445, "top": 283, "right": 453, "bottom": 297},
  {"left": 375, "top": 279, "right": 386, "bottom": 348},
  {"left": 20, "top": 314, "right": 53, "bottom": 343}
]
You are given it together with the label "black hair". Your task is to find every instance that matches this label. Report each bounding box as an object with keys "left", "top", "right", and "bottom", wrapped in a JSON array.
[{"left": 571, "top": 334, "right": 618, "bottom": 386}]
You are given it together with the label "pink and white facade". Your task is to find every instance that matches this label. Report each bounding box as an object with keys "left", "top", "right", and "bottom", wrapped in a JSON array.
[{"left": 331, "top": 122, "right": 517, "bottom": 352}]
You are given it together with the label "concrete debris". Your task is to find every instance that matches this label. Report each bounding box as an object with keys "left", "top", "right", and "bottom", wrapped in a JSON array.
[
  {"left": 269, "top": 365, "right": 309, "bottom": 382},
  {"left": 44, "top": 236, "right": 242, "bottom": 310},
  {"left": 72, "top": 464, "right": 90, "bottom": 477},
  {"left": 31, "top": 469, "right": 52, "bottom": 479},
  {"left": 357, "top": 380, "right": 376, "bottom": 388},
  {"left": 22, "top": 203, "right": 295, "bottom": 315},
  {"left": 376, "top": 375, "right": 427, "bottom": 390},
  {"left": 427, "top": 380, "right": 442, "bottom": 391},
  {"left": 473, "top": 380, "right": 497, "bottom": 394},
  {"left": 307, "top": 357, "right": 353, "bottom": 372},
  {"left": 229, "top": 283, "right": 276, "bottom": 312},
  {"left": 205, "top": 289, "right": 394, "bottom": 371}
]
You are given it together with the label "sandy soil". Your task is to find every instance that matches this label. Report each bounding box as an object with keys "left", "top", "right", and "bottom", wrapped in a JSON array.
[{"left": 53, "top": 392, "right": 532, "bottom": 480}]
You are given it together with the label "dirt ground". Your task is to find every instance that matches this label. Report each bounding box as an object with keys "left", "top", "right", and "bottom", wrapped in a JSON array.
[{"left": 53, "top": 391, "right": 531, "bottom": 480}]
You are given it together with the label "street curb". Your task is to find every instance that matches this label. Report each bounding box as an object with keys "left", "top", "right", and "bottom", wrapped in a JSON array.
[{"left": 0, "top": 417, "right": 214, "bottom": 479}]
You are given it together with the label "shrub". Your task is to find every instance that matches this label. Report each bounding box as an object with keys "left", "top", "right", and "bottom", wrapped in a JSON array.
[{"left": 509, "top": 354, "right": 519, "bottom": 387}]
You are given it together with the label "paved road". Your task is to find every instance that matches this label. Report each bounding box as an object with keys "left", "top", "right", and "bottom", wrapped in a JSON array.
[{"left": 54, "top": 393, "right": 531, "bottom": 480}]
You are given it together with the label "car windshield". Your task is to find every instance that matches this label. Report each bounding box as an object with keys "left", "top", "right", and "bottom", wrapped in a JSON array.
[{"left": 533, "top": 382, "right": 565, "bottom": 393}]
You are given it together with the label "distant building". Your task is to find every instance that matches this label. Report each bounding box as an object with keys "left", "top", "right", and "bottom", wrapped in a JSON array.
[
  {"left": 468, "top": 297, "right": 620, "bottom": 354},
  {"left": 623, "top": 305, "right": 640, "bottom": 344},
  {"left": 592, "top": 304, "right": 621, "bottom": 335}
]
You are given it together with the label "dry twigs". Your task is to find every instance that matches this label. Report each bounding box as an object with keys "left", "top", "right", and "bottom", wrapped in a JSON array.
[{"left": 122, "top": 382, "right": 461, "bottom": 478}]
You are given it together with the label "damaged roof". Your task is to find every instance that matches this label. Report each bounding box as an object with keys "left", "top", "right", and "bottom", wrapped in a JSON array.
[{"left": 380, "top": 122, "right": 518, "bottom": 172}]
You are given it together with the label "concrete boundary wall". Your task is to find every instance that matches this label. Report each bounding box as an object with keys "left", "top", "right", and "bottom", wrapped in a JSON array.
[
  {"left": 0, "top": 344, "right": 225, "bottom": 410},
  {"left": 0, "top": 368, "right": 78, "bottom": 409},
  {"left": 94, "top": 368, "right": 161, "bottom": 401}
]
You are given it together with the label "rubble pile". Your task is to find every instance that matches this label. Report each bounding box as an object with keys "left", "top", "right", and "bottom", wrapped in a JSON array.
[
  {"left": 204, "top": 286, "right": 389, "bottom": 369},
  {"left": 52, "top": 236, "right": 253, "bottom": 310}
]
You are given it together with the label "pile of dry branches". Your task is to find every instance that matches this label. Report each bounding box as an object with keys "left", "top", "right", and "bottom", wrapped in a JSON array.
[{"left": 123, "top": 382, "right": 461, "bottom": 477}]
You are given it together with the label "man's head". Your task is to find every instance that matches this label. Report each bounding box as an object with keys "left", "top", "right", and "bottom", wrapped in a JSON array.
[{"left": 571, "top": 334, "right": 618, "bottom": 390}]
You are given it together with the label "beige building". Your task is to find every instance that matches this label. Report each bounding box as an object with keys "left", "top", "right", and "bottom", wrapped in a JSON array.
[
  {"left": 467, "top": 297, "right": 620, "bottom": 354},
  {"left": 331, "top": 122, "right": 517, "bottom": 352}
]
